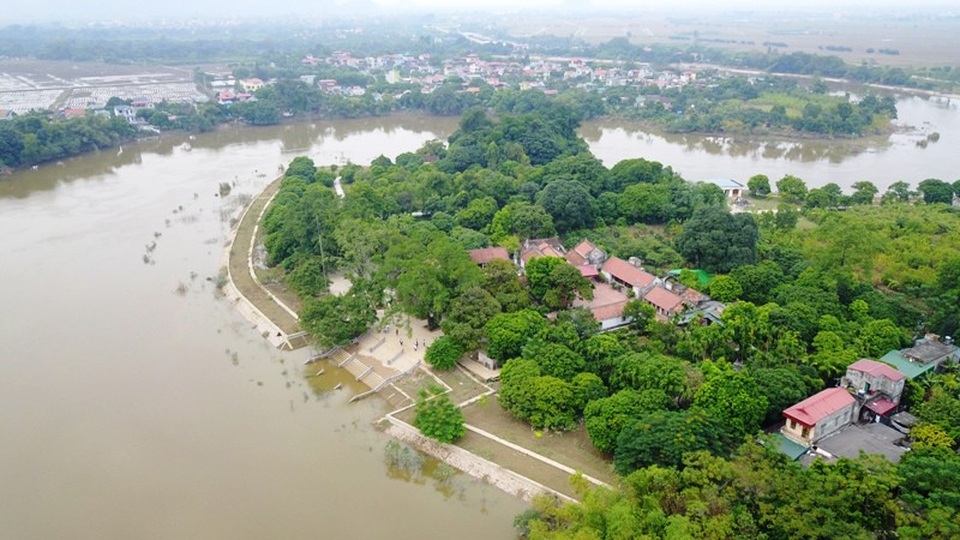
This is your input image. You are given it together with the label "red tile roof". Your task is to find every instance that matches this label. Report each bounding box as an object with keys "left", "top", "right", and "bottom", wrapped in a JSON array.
[
  {"left": 566, "top": 239, "right": 598, "bottom": 265},
  {"left": 566, "top": 250, "right": 587, "bottom": 266},
  {"left": 680, "top": 287, "right": 705, "bottom": 305},
  {"left": 542, "top": 246, "right": 564, "bottom": 258},
  {"left": 847, "top": 359, "right": 906, "bottom": 382},
  {"left": 601, "top": 257, "right": 656, "bottom": 288},
  {"left": 572, "top": 239, "right": 597, "bottom": 257},
  {"left": 783, "top": 387, "right": 856, "bottom": 427},
  {"left": 591, "top": 300, "right": 627, "bottom": 322},
  {"left": 521, "top": 241, "right": 564, "bottom": 265},
  {"left": 576, "top": 265, "right": 599, "bottom": 278},
  {"left": 865, "top": 397, "right": 898, "bottom": 416},
  {"left": 469, "top": 247, "right": 510, "bottom": 265},
  {"left": 644, "top": 286, "right": 683, "bottom": 313},
  {"left": 572, "top": 282, "right": 628, "bottom": 323}
]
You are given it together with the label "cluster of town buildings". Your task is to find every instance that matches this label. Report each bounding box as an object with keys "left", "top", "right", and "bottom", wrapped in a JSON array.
[
  {"left": 305, "top": 50, "right": 700, "bottom": 98},
  {"left": 202, "top": 50, "right": 703, "bottom": 107},
  {"left": 469, "top": 237, "right": 724, "bottom": 333},
  {"left": 2, "top": 47, "right": 706, "bottom": 121},
  {"left": 778, "top": 335, "right": 958, "bottom": 464}
]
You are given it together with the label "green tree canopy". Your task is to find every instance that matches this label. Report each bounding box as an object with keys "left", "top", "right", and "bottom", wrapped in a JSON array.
[
  {"left": 441, "top": 286, "right": 501, "bottom": 351},
  {"left": 747, "top": 174, "right": 771, "bottom": 197},
  {"left": 584, "top": 388, "right": 673, "bottom": 454},
  {"left": 483, "top": 309, "right": 548, "bottom": 363},
  {"left": 414, "top": 392, "right": 466, "bottom": 444},
  {"left": 676, "top": 206, "right": 759, "bottom": 273},
  {"left": 535, "top": 180, "right": 596, "bottom": 233},
  {"left": 707, "top": 274, "right": 743, "bottom": 302},
  {"left": 524, "top": 256, "right": 594, "bottom": 310},
  {"left": 614, "top": 410, "right": 730, "bottom": 473},
  {"left": 776, "top": 174, "right": 808, "bottom": 203},
  {"left": 918, "top": 178, "right": 955, "bottom": 204},
  {"left": 692, "top": 369, "right": 768, "bottom": 440},
  {"left": 424, "top": 335, "right": 464, "bottom": 370},
  {"left": 850, "top": 180, "right": 879, "bottom": 205},
  {"left": 480, "top": 259, "right": 531, "bottom": 313},
  {"left": 521, "top": 340, "right": 586, "bottom": 381},
  {"left": 300, "top": 280, "right": 379, "bottom": 349}
]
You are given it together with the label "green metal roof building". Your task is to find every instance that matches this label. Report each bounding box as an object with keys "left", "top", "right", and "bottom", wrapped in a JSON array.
[{"left": 878, "top": 350, "right": 937, "bottom": 379}]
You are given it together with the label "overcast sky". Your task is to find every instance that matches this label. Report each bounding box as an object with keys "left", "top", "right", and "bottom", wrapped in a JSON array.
[{"left": 2, "top": 0, "right": 956, "bottom": 25}]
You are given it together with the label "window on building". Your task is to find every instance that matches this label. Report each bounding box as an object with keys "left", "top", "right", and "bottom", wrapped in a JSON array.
[{"left": 801, "top": 426, "right": 810, "bottom": 439}]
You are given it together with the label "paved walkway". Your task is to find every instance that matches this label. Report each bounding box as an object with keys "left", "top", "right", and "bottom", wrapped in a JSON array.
[
  {"left": 358, "top": 314, "right": 441, "bottom": 373},
  {"left": 224, "top": 176, "right": 301, "bottom": 346},
  {"left": 338, "top": 315, "right": 443, "bottom": 395}
]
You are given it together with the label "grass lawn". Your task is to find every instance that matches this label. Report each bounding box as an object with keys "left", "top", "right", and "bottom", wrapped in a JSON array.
[
  {"left": 255, "top": 265, "right": 303, "bottom": 315},
  {"left": 434, "top": 367, "right": 492, "bottom": 405},
  {"left": 456, "top": 430, "right": 586, "bottom": 500},
  {"left": 461, "top": 398, "right": 617, "bottom": 486},
  {"left": 740, "top": 194, "right": 782, "bottom": 211}
]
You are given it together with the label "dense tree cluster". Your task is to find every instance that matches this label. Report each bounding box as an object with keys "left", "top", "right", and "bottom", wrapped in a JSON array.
[
  {"left": 626, "top": 75, "right": 898, "bottom": 137},
  {"left": 261, "top": 103, "right": 747, "bottom": 348},
  {"left": 0, "top": 112, "right": 134, "bottom": 168},
  {"left": 261, "top": 107, "right": 960, "bottom": 536},
  {"left": 518, "top": 439, "right": 960, "bottom": 539}
]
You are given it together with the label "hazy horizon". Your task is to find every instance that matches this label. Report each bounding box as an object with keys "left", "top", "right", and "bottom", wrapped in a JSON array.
[{"left": 3, "top": 0, "right": 958, "bottom": 25}]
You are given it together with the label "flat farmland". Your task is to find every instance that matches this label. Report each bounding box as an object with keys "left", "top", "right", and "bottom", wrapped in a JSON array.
[{"left": 502, "top": 8, "right": 960, "bottom": 68}]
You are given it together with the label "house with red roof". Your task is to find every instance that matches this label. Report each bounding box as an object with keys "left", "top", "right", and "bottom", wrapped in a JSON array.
[
  {"left": 600, "top": 256, "right": 657, "bottom": 297},
  {"left": 782, "top": 387, "right": 857, "bottom": 445},
  {"left": 643, "top": 285, "right": 684, "bottom": 321},
  {"left": 468, "top": 247, "right": 510, "bottom": 267},
  {"left": 565, "top": 239, "right": 605, "bottom": 267},
  {"left": 572, "top": 282, "right": 629, "bottom": 331},
  {"left": 575, "top": 264, "right": 599, "bottom": 279},
  {"left": 842, "top": 359, "right": 906, "bottom": 418},
  {"left": 519, "top": 237, "right": 565, "bottom": 268},
  {"left": 61, "top": 107, "right": 87, "bottom": 119}
]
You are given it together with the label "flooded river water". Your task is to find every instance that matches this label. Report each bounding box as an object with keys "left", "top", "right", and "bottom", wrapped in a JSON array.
[
  {"left": 0, "top": 115, "right": 530, "bottom": 539},
  {"left": 584, "top": 94, "right": 960, "bottom": 191},
  {"left": 1, "top": 94, "right": 958, "bottom": 538}
]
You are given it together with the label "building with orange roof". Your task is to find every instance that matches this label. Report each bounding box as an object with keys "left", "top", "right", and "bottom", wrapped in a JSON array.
[{"left": 572, "top": 282, "right": 629, "bottom": 330}]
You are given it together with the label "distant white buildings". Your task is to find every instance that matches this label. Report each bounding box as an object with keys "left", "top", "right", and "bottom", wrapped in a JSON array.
[{"left": 702, "top": 178, "right": 745, "bottom": 199}]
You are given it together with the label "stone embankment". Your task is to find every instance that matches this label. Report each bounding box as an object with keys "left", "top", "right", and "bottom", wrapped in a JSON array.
[{"left": 222, "top": 176, "right": 302, "bottom": 349}]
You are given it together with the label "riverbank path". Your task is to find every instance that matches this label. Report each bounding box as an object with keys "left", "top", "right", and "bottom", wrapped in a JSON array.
[{"left": 227, "top": 177, "right": 301, "bottom": 337}]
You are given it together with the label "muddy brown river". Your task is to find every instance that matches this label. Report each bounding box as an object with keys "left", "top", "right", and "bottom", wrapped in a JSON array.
[
  {"left": 1, "top": 96, "right": 957, "bottom": 538},
  {"left": 0, "top": 115, "right": 530, "bottom": 539}
]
